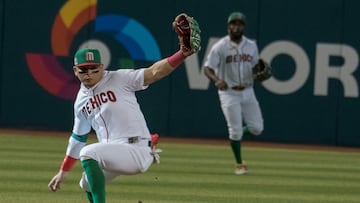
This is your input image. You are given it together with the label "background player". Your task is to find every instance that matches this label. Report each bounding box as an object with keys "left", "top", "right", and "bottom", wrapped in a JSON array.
[
  {"left": 203, "top": 12, "right": 264, "bottom": 175},
  {"left": 48, "top": 14, "right": 200, "bottom": 203}
]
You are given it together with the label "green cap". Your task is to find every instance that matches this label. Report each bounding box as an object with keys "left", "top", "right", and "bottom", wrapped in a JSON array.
[
  {"left": 74, "top": 48, "right": 101, "bottom": 66},
  {"left": 227, "top": 12, "right": 246, "bottom": 24}
]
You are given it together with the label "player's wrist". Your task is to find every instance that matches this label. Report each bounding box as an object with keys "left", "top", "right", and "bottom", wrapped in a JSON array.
[
  {"left": 167, "top": 50, "right": 186, "bottom": 68},
  {"left": 60, "top": 155, "right": 78, "bottom": 172},
  {"left": 58, "top": 169, "right": 70, "bottom": 177}
]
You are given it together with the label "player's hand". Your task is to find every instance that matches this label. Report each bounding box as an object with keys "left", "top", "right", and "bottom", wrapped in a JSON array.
[
  {"left": 180, "top": 42, "right": 195, "bottom": 57},
  {"left": 215, "top": 79, "right": 228, "bottom": 90},
  {"left": 48, "top": 170, "right": 69, "bottom": 192}
]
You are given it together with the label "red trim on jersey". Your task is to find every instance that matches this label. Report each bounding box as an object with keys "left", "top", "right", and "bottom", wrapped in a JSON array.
[
  {"left": 60, "top": 155, "right": 78, "bottom": 172},
  {"left": 167, "top": 51, "right": 186, "bottom": 68}
]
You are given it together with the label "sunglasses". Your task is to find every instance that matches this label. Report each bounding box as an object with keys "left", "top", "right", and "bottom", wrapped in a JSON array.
[{"left": 77, "top": 65, "right": 100, "bottom": 74}]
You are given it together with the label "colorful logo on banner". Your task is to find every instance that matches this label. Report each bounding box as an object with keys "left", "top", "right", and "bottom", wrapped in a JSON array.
[{"left": 25, "top": 0, "right": 161, "bottom": 100}]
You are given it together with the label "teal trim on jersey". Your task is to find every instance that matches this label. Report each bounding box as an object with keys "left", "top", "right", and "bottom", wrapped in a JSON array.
[{"left": 71, "top": 133, "right": 88, "bottom": 143}]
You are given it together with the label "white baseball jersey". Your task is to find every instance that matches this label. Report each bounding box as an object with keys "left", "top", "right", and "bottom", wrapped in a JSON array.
[
  {"left": 72, "top": 69, "right": 151, "bottom": 143},
  {"left": 204, "top": 35, "right": 259, "bottom": 88}
]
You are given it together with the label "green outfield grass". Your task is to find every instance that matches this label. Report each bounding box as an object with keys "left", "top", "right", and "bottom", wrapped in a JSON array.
[{"left": 0, "top": 133, "right": 359, "bottom": 203}]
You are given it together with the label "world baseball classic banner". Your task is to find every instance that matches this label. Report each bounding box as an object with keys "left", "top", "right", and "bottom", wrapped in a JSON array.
[{"left": 0, "top": 0, "right": 360, "bottom": 147}]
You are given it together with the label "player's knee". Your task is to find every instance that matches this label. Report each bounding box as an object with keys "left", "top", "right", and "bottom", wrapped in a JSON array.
[
  {"left": 79, "top": 146, "right": 95, "bottom": 161},
  {"left": 248, "top": 124, "right": 263, "bottom": 135},
  {"left": 229, "top": 134, "right": 242, "bottom": 140}
]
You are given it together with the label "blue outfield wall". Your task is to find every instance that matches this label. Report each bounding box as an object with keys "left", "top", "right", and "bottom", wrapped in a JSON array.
[{"left": 0, "top": 0, "right": 360, "bottom": 147}]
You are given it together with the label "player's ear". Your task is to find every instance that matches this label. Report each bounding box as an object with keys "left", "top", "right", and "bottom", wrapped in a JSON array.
[{"left": 73, "top": 66, "right": 78, "bottom": 76}]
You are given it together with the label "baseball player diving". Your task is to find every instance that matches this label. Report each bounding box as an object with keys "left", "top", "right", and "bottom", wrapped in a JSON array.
[
  {"left": 48, "top": 13, "right": 201, "bottom": 203},
  {"left": 204, "top": 12, "right": 271, "bottom": 175}
]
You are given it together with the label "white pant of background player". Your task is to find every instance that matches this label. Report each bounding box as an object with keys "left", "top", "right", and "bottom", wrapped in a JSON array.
[{"left": 218, "top": 87, "right": 263, "bottom": 140}]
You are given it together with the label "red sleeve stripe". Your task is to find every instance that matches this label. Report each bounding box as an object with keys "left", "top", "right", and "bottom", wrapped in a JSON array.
[
  {"left": 167, "top": 51, "right": 186, "bottom": 68},
  {"left": 60, "top": 155, "right": 78, "bottom": 171}
]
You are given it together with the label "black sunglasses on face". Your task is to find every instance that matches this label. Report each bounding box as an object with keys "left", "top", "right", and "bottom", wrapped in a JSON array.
[{"left": 77, "top": 65, "right": 100, "bottom": 74}]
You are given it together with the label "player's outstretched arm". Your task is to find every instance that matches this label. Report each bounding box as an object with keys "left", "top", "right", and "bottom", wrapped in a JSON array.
[
  {"left": 48, "top": 134, "right": 86, "bottom": 192},
  {"left": 143, "top": 13, "right": 201, "bottom": 86},
  {"left": 143, "top": 52, "right": 185, "bottom": 86}
]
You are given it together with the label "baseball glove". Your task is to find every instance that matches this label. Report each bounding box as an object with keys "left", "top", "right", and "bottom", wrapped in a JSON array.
[
  {"left": 252, "top": 59, "right": 272, "bottom": 82},
  {"left": 172, "top": 13, "right": 201, "bottom": 55}
]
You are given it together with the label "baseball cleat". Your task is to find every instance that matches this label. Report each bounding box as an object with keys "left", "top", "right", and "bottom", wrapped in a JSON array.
[
  {"left": 234, "top": 163, "right": 248, "bottom": 175},
  {"left": 150, "top": 133, "right": 161, "bottom": 164}
]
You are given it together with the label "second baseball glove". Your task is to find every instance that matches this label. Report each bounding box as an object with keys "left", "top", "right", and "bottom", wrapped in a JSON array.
[{"left": 252, "top": 59, "right": 272, "bottom": 82}]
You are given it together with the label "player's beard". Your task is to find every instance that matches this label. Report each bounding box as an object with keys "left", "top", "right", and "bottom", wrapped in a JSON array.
[{"left": 230, "top": 31, "right": 243, "bottom": 42}]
